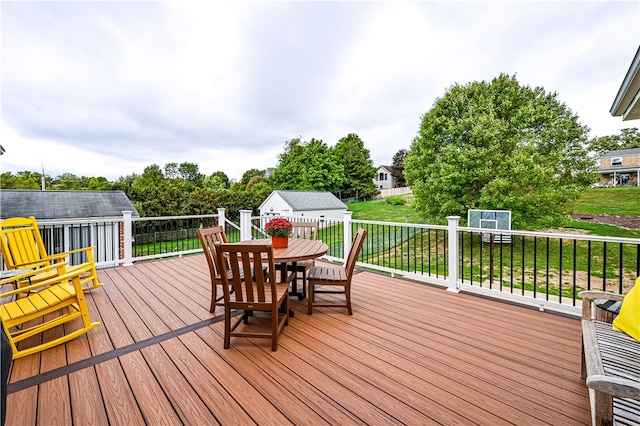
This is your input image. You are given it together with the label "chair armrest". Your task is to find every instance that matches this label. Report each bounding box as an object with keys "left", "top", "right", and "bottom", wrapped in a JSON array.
[
  {"left": 12, "top": 255, "right": 66, "bottom": 269},
  {"left": 587, "top": 375, "right": 640, "bottom": 400},
  {"left": 0, "top": 263, "right": 92, "bottom": 299},
  {"left": 11, "top": 247, "right": 97, "bottom": 270},
  {"left": 42, "top": 246, "right": 96, "bottom": 262},
  {"left": 58, "top": 246, "right": 96, "bottom": 256},
  {"left": 0, "top": 262, "right": 68, "bottom": 287},
  {"left": 579, "top": 290, "right": 625, "bottom": 320}
]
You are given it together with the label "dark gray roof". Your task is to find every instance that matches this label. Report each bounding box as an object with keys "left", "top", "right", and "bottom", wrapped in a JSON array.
[
  {"left": 0, "top": 190, "right": 139, "bottom": 220},
  {"left": 601, "top": 148, "right": 640, "bottom": 157},
  {"left": 273, "top": 191, "right": 347, "bottom": 211},
  {"left": 378, "top": 165, "right": 397, "bottom": 173}
]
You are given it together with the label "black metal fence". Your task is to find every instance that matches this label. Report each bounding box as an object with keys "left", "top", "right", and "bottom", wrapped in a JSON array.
[{"left": 30, "top": 214, "right": 640, "bottom": 309}]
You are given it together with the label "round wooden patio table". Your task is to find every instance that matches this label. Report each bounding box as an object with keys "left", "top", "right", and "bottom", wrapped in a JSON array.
[{"left": 237, "top": 238, "right": 328, "bottom": 299}]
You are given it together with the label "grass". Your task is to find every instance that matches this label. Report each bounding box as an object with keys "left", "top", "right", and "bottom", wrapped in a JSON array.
[
  {"left": 350, "top": 189, "right": 640, "bottom": 237},
  {"left": 348, "top": 196, "right": 421, "bottom": 223},
  {"left": 573, "top": 186, "right": 640, "bottom": 216},
  {"left": 349, "top": 191, "right": 640, "bottom": 293},
  {"left": 564, "top": 219, "right": 640, "bottom": 239}
]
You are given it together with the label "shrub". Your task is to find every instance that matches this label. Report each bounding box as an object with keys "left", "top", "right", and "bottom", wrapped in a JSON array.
[{"left": 386, "top": 196, "right": 405, "bottom": 206}]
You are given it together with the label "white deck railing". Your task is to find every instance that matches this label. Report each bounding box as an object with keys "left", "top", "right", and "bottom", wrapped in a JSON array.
[{"left": 17, "top": 210, "right": 640, "bottom": 316}]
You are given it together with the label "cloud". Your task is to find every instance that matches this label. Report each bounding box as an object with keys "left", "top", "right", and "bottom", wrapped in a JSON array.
[{"left": 1, "top": 1, "right": 638, "bottom": 181}]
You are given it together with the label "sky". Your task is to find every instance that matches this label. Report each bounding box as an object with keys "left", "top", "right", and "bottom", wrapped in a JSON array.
[{"left": 1, "top": 1, "right": 639, "bottom": 183}]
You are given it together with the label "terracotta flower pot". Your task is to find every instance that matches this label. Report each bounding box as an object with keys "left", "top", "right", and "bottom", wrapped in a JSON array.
[{"left": 271, "top": 236, "right": 289, "bottom": 248}]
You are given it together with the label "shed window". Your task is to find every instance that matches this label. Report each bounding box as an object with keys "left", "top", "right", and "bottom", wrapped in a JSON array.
[{"left": 611, "top": 157, "right": 623, "bottom": 166}]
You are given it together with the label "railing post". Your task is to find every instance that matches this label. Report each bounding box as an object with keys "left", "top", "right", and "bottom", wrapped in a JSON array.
[
  {"left": 447, "top": 216, "right": 460, "bottom": 293},
  {"left": 217, "top": 208, "right": 226, "bottom": 226},
  {"left": 122, "top": 211, "right": 133, "bottom": 266},
  {"left": 239, "top": 210, "right": 252, "bottom": 241},
  {"left": 343, "top": 211, "right": 353, "bottom": 262}
]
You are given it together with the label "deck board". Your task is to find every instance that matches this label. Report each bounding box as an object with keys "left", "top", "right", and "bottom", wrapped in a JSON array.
[{"left": 4, "top": 254, "right": 592, "bottom": 425}]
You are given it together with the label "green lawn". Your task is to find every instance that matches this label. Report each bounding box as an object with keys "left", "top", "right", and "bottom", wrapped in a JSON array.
[
  {"left": 573, "top": 186, "right": 640, "bottom": 216},
  {"left": 347, "top": 196, "right": 421, "bottom": 223},
  {"left": 350, "top": 189, "right": 640, "bottom": 238}
]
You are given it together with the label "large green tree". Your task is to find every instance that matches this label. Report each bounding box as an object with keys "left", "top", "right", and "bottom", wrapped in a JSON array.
[
  {"left": 203, "top": 171, "right": 231, "bottom": 190},
  {"left": 405, "top": 73, "right": 597, "bottom": 227},
  {"left": 391, "top": 148, "right": 408, "bottom": 187},
  {"left": 0, "top": 171, "right": 51, "bottom": 189},
  {"left": 270, "top": 138, "right": 344, "bottom": 192},
  {"left": 589, "top": 128, "right": 640, "bottom": 157},
  {"left": 232, "top": 168, "right": 267, "bottom": 191},
  {"left": 333, "top": 133, "right": 378, "bottom": 199}
]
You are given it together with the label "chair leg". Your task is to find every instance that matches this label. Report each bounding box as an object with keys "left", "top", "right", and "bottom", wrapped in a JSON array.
[
  {"left": 284, "top": 293, "right": 289, "bottom": 326},
  {"left": 272, "top": 306, "right": 278, "bottom": 351},
  {"left": 224, "top": 306, "right": 231, "bottom": 348},
  {"left": 346, "top": 285, "right": 352, "bottom": 315},
  {"left": 86, "top": 267, "right": 104, "bottom": 291},
  {"left": 308, "top": 282, "right": 314, "bottom": 315},
  {"left": 210, "top": 285, "right": 217, "bottom": 313},
  {"left": 301, "top": 271, "right": 307, "bottom": 299}
]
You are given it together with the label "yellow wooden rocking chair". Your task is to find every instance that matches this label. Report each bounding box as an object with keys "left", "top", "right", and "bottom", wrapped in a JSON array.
[
  {"left": 0, "top": 216, "right": 104, "bottom": 291},
  {"left": 0, "top": 262, "right": 101, "bottom": 359}
]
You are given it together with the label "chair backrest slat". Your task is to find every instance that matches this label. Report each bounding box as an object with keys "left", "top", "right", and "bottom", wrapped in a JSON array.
[
  {"left": 197, "top": 226, "right": 228, "bottom": 281},
  {"left": 1, "top": 216, "right": 50, "bottom": 269},
  {"left": 290, "top": 222, "right": 318, "bottom": 240},
  {"left": 345, "top": 228, "right": 367, "bottom": 279},
  {"left": 215, "top": 242, "right": 278, "bottom": 305}
]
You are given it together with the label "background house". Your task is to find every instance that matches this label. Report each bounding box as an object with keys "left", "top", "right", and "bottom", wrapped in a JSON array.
[
  {"left": 0, "top": 190, "right": 139, "bottom": 266},
  {"left": 374, "top": 165, "right": 399, "bottom": 190},
  {"left": 259, "top": 190, "right": 347, "bottom": 221},
  {"left": 611, "top": 46, "right": 640, "bottom": 121},
  {"left": 597, "top": 148, "right": 640, "bottom": 186}
]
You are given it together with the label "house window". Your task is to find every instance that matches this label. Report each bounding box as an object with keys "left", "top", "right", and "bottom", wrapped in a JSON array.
[
  {"left": 378, "top": 172, "right": 386, "bottom": 181},
  {"left": 611, "top": 157, "right": 623, "bottom": 166}
]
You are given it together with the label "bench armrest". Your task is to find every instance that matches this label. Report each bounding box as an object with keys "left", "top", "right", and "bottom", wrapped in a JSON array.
[
  {"left": 587, "top": 375, "right": 640, "bottom": 400},
  {"left": 579, "top": 290, "right": 625, "bottom": 320}
]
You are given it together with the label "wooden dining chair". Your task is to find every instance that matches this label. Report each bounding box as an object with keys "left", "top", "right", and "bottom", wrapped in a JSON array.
[
  {"left": 288, "top": 221, "right": 318, "bottom": 299},
  {"left": 197, "top": 226, "right": 229, "bottom": 313},
  {"left": 214, "top": 242, "right": 289, "bottom": 351},
  {"left": 307, "top": 227, "right": 366, "bottom": 315}
]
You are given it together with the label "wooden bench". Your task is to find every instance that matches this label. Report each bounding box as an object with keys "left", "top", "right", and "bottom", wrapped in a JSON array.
[{"left": 579, "top": 290, "right": 640, "bottom": 426}]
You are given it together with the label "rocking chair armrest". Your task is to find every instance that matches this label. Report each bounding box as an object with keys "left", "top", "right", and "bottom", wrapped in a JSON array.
[
  {"left": 58, "top": 246, "right": 96, "bottom": 256},
  {"left": 0, "top": 263, "right": 92, "bottom": 298},
  {"left": 0, "top": 262, "right": 72, "bottom": 291},
  {"left": 12, "top": 256, "right": 64, "bottom": 269},
  {"left": 12, "top": 247, "right": 97, "bottom": 269}
]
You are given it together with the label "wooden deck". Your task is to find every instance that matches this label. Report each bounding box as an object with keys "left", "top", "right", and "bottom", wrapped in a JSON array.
[{"left": 5, "top": 255, "right": 591, "bottom": 425}]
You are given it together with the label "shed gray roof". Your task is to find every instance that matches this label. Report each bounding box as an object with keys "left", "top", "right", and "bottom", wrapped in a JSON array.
[
  {"left": 0, "top": 190, "right": 139, "bottom": 220},
  {"left": 601, "top": 147, "right": 640, "bottom": 157},
  {"left": 272, "top": 191, "right": 347, "bottom": 211}
]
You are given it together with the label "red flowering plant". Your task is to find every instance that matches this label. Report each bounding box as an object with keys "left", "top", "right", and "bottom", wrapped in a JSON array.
[{"left": 264, "top": 217, "right": 292, "bottom": 237}]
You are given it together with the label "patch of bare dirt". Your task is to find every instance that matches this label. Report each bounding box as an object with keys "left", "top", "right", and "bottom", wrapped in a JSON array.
[{"left": 571, "top": 213, "right": 640, "bottom": 230}]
